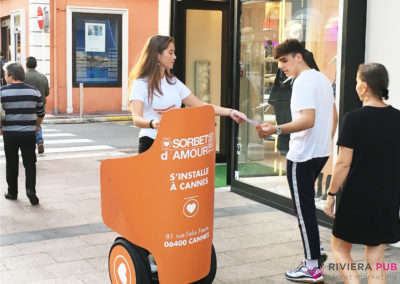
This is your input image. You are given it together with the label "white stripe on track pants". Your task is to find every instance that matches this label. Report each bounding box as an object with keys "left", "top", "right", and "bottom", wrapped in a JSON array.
[{"left": 287, "top": 157, "right": 328, "bottom": 260}]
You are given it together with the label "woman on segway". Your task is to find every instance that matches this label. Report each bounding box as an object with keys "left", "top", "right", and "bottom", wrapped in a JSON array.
[{"left": 128, "top": 35, "right": 245, "bottom": 154}]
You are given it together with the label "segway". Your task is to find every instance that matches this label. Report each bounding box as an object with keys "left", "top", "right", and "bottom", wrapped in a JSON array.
[
  {"left": 101, "top": 106, "right": 218, "bottom": 283},
  {"left": 108, "top": 237, "right": 216, "bottom": 283}
]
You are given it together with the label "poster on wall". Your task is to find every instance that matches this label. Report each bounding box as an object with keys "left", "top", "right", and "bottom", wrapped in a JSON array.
[
  {"left": 73, "top": 13, "right": 121, "bottom": 87},
  {"left": 85, "top": 23, "right": 106, "bottom": 52}
]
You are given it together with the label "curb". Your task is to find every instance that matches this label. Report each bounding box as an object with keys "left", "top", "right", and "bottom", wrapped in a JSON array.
[
  {"left": 105, "top": 116, "right": 132, "bottom": 121},
  {"left": 43, "top": 116, "right": 132, "bottom": 124}
]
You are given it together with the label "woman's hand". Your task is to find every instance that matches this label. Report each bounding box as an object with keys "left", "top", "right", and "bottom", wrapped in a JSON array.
[
  {"left": 230, "top": 110, "right": 246, "bottom": 124},
  {"left": 324, "top": 195, "right": 336, "bottom": 219}
]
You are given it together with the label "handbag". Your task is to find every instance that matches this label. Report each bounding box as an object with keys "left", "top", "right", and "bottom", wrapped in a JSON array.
[{"left": 268, "top": 69, "right": 293, "bottom": 153}]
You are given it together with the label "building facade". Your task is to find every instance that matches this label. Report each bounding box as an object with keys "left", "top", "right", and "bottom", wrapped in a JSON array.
[
  {"left": 2, "top": 0, "right": 399, "bottom": 222},
  {"left": 163, "top": 0, "right": 400, "bottom": 225},
  {"left": 0, "top": 0, "right": 159, "bottom": 114}
]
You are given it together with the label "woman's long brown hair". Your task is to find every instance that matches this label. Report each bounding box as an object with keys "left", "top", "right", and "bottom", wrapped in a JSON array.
[{"left": 128, "top": 35, "right": 175, "bottom": 104}]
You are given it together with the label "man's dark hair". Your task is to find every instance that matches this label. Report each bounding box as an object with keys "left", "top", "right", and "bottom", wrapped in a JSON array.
[
  {"left": 26, "top": 56, "right": 37, "bottom": 69},
  {"left": 274, "top": 39, "right": 306, "bottom": 59},
  {"left": 5, "top": 62, "right": 25, "bottom": 81}
]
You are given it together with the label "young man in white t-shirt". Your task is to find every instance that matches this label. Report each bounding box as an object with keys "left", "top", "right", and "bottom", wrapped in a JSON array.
[{"left": 257, "top": 39, "right": 336, "bottom": 283}]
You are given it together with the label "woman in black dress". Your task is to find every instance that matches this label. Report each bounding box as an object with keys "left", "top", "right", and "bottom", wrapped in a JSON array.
[{"left": 324, "top": 63, "right": 400, "bottom": 284}]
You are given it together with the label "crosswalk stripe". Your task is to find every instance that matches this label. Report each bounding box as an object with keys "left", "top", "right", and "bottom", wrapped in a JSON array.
[
  {"left": 0, "top": 129, "right": 121, "bottom": 161},
  {"left": 0, "top": 139, "right": 92, "bottom": 147},
  {"left": 42, "top": 133, "right": 77, "bottom": 137},
  {"left": 42, "top": 129, "right": 59, "bottom": 132},
  {"left": 38, "top": 139, "right": 92, "bottom": 144},
  {"left": 0, "top": 129, "right": 59, "bottom": 138},
  {"left": 0, "top": 133, "right": 76, "bottom": 140},
  {"left": 36, "top": 151, "right": 128, "bottom": 161},
  {"left": 40, "top": 145, "right": 114, "bottom": 153},
  {"left": 0, "top": 151, "right": 129, "bottom": 163},
  {"left": 0, "top": 145, "right": 114, "bottom": 156}
]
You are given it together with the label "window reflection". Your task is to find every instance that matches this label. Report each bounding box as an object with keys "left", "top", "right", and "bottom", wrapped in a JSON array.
[{"left": 237, "top": 0, "right": 339, "bottom": 210}]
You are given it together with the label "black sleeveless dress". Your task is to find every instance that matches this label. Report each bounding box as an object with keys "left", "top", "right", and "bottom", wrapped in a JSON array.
[{"left": 333, "top": 106, "right": 400, "bottom": 245}]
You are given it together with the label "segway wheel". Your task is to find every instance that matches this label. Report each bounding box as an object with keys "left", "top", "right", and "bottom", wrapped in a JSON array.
[
  {"left": 109, "top": 237, "right": 152, "bottom": 284},
  {"left": 150, "top": 244, "right": 217, "bottom": 284},
  {"left": 191, "top": 244, "right": 217, "bottom": 284}
]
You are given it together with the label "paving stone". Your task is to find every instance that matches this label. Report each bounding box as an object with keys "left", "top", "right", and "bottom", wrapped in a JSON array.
[
  {"left": 41, "top": 260, "right": 96, "bottom": 278},
  {"left": 86, "top": 256, "right": 109, "bottom": 272},
  {"left": 76, "top": 271, "right": 110, "bottom": 284},
  {"left": 29, "top": 276, "right": 86, "bottom": 284},
  {"left": 2, "top": 253, "right": 56, "bottom": 270},
  {"left": 1, "top": 154, "right": 399, "bottom": 283},
  {"left": 216, "top": 259, "right": 286, "bottom": 282},
  {"left": 0, "top": 267, "right": 57, "bottom": 283},
  {"left": 220, "top": 242, "right": 304, "bottom": 266},
  {"left": 14, "top": 236, "right": 87, "bottom": 255},
  {"left": 79, "top": 231, "right": 118, "bottom": 246},
  {"left": 0, "top": 245, "right": 19, "bottom": 258},
  {"left": 216, "top": 252, "right": 239, "bottom": 268},
  {"left": 212, "top": 279, "right": 225, "bottom": 284},
  {"left": 48, "top": 244, "right": 109, "bottom": 262},
  {"left": 0, "top": 263, "right": 7, "bottom": 272}
]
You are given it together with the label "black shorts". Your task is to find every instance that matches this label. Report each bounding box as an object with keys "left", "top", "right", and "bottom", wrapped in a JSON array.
[{"left": 138, "top": 136, "right": 154, "bottom": 153}]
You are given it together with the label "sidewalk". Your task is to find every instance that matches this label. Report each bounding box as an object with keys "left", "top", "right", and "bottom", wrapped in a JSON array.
[
  {"left": 2, "top": 116, "right": 400, "bottom": 283},
  {"left": 1, "top": 173, "right": 399, "bottom": 284},
  {"left": 43, "top": 111, "right": 132, "bottom": 124}
]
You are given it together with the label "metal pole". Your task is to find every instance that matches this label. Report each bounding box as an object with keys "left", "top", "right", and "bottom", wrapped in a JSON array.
[
  {"left": 79, "top": 83, "right": 84, "bottom": 119},
  {"left": 51, "top": 0, "right": 59, "bottom": 114}
]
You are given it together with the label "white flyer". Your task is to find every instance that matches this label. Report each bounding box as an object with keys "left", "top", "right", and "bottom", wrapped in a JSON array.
[{"left": 85, "top": 23, "right": 106, "bottom": 52}]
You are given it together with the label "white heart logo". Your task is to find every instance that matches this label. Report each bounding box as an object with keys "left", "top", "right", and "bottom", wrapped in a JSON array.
[
  {"left": 163, "top": 141, "right": 170, "bottom": 147},
  {"left": 186, "top": 203, "right": 196, "bottom": 214},
  {"left": 117, "top": 262, "right": 127, "bottom": 284}
]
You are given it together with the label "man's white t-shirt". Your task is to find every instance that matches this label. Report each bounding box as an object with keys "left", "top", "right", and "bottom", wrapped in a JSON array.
[
  {"left": 129, "top": 76, "right": 192, "bottom": 139},
  {"left": 287, "top": 69, "right": 334, "bottom": 162}
]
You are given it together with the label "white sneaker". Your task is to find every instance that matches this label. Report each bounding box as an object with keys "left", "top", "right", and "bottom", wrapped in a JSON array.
[{"left": 285, "top": 261, "right": 324, "bottom": 283}]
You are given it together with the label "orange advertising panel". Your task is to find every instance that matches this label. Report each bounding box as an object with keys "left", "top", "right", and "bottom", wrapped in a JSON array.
[{"left": 101, "top": 105, "right": 216, "bottom": 283}]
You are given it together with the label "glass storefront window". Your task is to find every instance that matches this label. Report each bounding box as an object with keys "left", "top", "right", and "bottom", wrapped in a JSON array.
[
  {"left": 185, "top": 9, "right": 222, "bottom": 152},
  {"left": 237, "top": 0, "right": 339, "bottom": 210},
  {"left": 1, "top": 17, "right": 11, "bottom": 61}
]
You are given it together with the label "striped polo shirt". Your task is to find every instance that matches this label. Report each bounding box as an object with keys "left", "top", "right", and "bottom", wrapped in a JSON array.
[{"left": 0, "top": 83, "right": 45, "bottom": 134}]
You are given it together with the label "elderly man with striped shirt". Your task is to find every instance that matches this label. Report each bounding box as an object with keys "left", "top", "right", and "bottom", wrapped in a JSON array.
[{"left": 0, "top": 62, "right": 45, "bottom": 205}]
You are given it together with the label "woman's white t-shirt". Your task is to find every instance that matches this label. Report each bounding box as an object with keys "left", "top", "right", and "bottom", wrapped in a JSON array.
[{"left": 129, "top": 76, "right": 192, "bottom": 139}]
